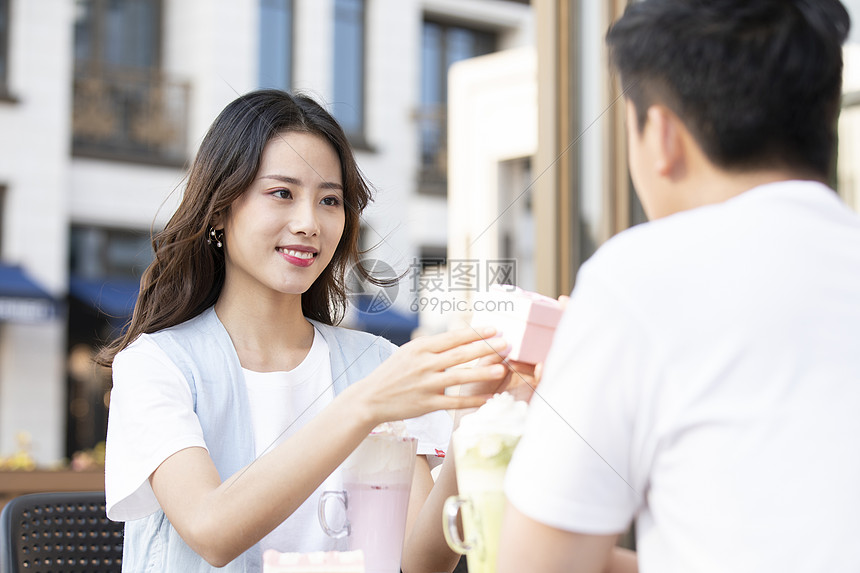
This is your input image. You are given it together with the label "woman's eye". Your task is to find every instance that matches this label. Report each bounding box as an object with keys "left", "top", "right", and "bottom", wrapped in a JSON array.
[
  {"left": 273, "top": 189, "right": 292, "bottom": 199},
  {"left": 321, "top": 196, "right": 341, "bottom": 207}
]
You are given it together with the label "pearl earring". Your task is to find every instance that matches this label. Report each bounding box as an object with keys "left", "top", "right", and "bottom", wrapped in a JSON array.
[{"left": 207, "top": 227, "right": 224, "bottom": 248}]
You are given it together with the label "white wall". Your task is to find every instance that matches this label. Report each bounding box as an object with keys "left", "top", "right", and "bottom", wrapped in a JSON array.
[
  {"left": 351, "top": 0, "right": 424, "bottom": 293},
  {"left": 0, "top": 0, "right": 73, "bottom": 291},
  {"left": 447, "top": 47, "right": 537, "bottom": 330},
  {"left": 0, "top": 0, "right": 75, "bottom": 463},
  {"left": 293, "top": 0, "right": 334, "bottom": 99},
  {"left": 70, "top": 160, "right": 185, "bottom": 230},
  {"left": 165, "top": 0, "right": 259, "bottom": 153}
]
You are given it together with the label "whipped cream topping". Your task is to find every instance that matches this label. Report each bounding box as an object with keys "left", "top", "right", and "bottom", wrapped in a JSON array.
[
  {"left": 370, "top": 420, "right": 409, "bottom": 438},
  {"left": 453, "top": 392, "right": 528, "bottom": 458},
  {"left": 342, "top": 421, "right": 417, "bottom": 481}
]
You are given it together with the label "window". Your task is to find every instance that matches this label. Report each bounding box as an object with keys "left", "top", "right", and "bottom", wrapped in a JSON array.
[
  {"left": 72, "top": 0, "right": 190, "bottom": 166},
  {"left": 420, "top": 20, "right": 496, "bottom": 193},
  {"left": 419, "top": 245, "right": 447, "bottom": 269},
  {"left": 0, "top": 0, "right": 9, "bottom": 96},
  {"left": 332, "top": 0, "right": 366, "bottom": 141},
  {"left": 74, "top": 0, "right": 161, "bottom": 73},
  {"left": 498, "top": 157, "right": 534, "bottom": 291},
  {"left": 0, "top": 184, "right": 5, "bottom": 254},
  {"left": 259, "top": 0, "right": 293, "bottom": 91},
  {"left": 70, "top": 225, "right": 153, "bottom": 280}
]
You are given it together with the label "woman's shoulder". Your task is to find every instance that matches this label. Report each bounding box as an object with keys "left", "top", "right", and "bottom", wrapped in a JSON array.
[
  {"left": 148, "top": 306, "right": 219, "bottom": 341},
  {"left": 112, "top": 332, "right": 186, "bottom": 382},
  {"left": 120, "top": 308, "right": 221, "bottom": 376},
  {"left": 310, "top": 320, "right": 398, "bottom": 358},
  {"left": 116, "top": 331, "right": 167, "bottom": 361}
]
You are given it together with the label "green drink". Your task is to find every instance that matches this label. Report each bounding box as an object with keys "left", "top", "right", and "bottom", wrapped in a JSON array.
[{"left": 444, "top": 394, "right": 527, "bottom": 573}]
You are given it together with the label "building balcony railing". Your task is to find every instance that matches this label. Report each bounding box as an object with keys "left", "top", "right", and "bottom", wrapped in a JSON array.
[
  {"left": 416, "top": 104, "right": 448, "bottom": 195},
  {"left": 72, "top": 69, "right": 190, "bottom": 167}
]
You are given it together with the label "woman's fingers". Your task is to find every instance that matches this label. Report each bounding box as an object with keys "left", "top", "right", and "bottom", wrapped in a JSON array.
[
  {"left": 413, "top": 326, "right": 498, "bottom": 353},
  {"left": 439, "top": 393, "right": 496, "bottom": 411},
  {"left": 359, "top": 327, "right": 516, "bottom": 421},
  {"left": 441, "top": 362, "right": 508, "bottom": 387},
  {"left": 436, "top": 335, "right": 509, "bottom": 370},
  {"left": 474, "top": 346, "right": 509, "bottom": 366}
]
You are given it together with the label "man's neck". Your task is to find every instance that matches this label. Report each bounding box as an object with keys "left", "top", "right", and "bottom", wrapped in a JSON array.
[{"left": 669, "top": 165, "right": 825, "bottom": 217}]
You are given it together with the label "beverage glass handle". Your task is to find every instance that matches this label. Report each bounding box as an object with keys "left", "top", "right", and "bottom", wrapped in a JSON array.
[
  {"left": 443, "top": 495, "right": 479, "bottom": 555},
  {"left": 318, "top": 490, "right": 350, "bottom": 539}
]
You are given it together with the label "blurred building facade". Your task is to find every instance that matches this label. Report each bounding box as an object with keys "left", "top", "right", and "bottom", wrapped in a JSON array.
[
  {"left": 449, "top": 0, "right": 860, "bottom": 328},
  {"left": 542, "top": 0, "right": 860, "bottom": 298},
  {"left": 0, "top": 0, "right": 532, "bottom": 464}
]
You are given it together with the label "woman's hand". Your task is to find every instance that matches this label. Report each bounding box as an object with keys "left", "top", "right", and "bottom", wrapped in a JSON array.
[
  {"left": 455, "top": 294, "right": 568, "bottom": 416},
  {"left": 348, "top": 326, "right": 510, "bottom": 425}
]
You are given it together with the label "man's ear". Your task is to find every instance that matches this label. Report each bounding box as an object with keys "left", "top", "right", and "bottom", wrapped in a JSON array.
[{"left": 645, "top": 105, "right": 685, "bottom": 179}]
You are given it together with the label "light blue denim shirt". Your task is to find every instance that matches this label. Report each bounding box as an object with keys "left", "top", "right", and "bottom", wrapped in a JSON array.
[{"left": 120, "top": 306, "right": 397, "bottom": 572}]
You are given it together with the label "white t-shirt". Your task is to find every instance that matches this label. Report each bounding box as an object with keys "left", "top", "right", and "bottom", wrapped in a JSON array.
[
  {"left": 505, "top": 181, "right": 860, "bottom": 572},
  {"left": 106, "top": 326, "right": 452, "bottom": 554}
]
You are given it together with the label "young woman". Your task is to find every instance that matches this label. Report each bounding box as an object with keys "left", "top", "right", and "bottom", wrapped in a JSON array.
[{"left": 100, "top": 90, "right": 517, "bottom": 572}]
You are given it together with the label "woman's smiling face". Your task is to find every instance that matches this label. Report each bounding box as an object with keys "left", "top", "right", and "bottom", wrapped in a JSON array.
[{"left": 220, "top": 130, "right": 346, "bottom": 301}]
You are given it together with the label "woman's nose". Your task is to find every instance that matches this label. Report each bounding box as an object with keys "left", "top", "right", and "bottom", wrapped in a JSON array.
[{"left": 288, "top": 199, "right": 320, "bottom": 236}]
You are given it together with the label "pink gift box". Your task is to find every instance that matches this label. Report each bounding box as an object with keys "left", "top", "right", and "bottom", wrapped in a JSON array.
[{"left": 470, "top": 285, "right": 564, "bottom": 365}]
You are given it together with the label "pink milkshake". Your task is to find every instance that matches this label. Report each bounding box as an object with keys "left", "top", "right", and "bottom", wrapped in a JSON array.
[{"left": 320, "top": 422, "right": 418, "bottom": 573}]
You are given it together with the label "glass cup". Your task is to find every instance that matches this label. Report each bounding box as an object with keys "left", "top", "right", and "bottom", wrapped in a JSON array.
[
  {"left": 443, "top": 430, "right": 521, "bottom": 573},
  {"left": 319, "top": 432, "right": 418, "bottom": 573}
]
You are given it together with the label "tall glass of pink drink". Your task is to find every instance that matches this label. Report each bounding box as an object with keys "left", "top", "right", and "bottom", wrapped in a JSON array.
[{"left": 319, "top": 422, "right": 418, "bottom": 573}]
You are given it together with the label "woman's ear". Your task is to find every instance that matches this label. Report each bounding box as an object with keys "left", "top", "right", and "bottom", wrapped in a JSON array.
[{"left": 210, "top": 211, "right": 225, "bottom": 232}]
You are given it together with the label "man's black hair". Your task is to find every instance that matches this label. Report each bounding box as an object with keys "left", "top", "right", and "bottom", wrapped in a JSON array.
[{"left": 606, "top": 0, "right": 851, "bottom": 178}]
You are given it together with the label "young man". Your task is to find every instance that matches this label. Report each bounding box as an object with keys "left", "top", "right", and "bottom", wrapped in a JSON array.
[{"left": 499, "top": 1, "right": 859, "bottom": 572}]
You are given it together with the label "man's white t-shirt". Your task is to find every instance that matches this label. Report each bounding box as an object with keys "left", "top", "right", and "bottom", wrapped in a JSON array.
[
  {"left": 106, "top": 326, "right": 452, "bottom": 553},
  {"left": 505, "top": 181, "right": 860, "bottom": 572}
]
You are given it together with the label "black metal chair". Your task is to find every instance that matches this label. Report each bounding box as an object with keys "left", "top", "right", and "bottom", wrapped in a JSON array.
[{"left": 0, "top": 491, "right": 123, "bottom": 573}]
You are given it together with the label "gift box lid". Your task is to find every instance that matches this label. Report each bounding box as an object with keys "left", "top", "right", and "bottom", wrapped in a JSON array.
[{"left": 477, "top": 284, "right": 564, "bottom": 329}]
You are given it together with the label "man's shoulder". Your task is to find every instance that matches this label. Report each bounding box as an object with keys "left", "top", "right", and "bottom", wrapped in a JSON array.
[
  {"left": 577, "top": 202, "right": 740, "bottom": 312},
  {"left": 583, "top": 214, "right": 698, "bottom": 279},
  {"left": 589, "top": 179, "right": 852, "bottom": 280}
]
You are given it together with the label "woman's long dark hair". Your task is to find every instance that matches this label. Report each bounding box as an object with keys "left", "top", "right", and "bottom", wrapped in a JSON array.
[{"left": 97, "top": 90, "right": 376, "bottom": 366}]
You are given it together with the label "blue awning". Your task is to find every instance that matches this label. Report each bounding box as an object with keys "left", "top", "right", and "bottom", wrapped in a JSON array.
[
  {"left": 69, "top": 275, "right": 140, "bottom": 319},
  {"left": 350, "top": 294, "right": 419, "bottom": 346},
  {"left": 0, "top": 263, "right": 58, "bottom": 322}
]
